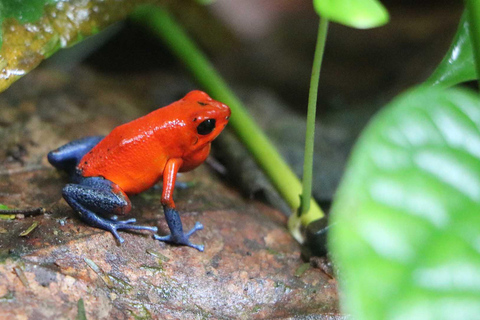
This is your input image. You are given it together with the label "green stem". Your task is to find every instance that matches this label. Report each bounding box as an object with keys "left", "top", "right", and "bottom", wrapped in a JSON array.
[
  {"left": 466, "top": 0, "right": 480, "bottom": 89},
  {"left": 131, "top": 5, "right": 325, "bottom": 242},
  {"left": 288, "top": 17, "right": 329, "bottom": 242},
  {"left": 301, "top": 18, "right": 329, "bottom": 216}
]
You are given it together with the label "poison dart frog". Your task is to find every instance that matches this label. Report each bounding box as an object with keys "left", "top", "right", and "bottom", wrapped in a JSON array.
[{"left": 48, "top": 90, "right": 231, "bottom": 251}]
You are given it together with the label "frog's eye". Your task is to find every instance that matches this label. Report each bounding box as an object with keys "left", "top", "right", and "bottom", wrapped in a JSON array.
[{"left": 197, "top": 119, "right": 216, "bottom": 135}]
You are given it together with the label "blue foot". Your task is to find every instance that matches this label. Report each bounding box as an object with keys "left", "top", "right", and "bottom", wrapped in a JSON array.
[
  {"left": 154, "top": 218, "right": 204, "bottom": 252},
  {"left": 103, "top": 218, "right": 158, "bottom": 244}
]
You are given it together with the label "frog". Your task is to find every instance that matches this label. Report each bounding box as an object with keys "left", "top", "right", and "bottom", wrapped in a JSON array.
[{"left": 47, "top": 90, "right": 231, "bottom": 251}]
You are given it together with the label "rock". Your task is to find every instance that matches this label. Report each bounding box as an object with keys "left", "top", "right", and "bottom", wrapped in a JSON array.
[{"left": 0, "top": 68, "right": 341, "bottom": 319}]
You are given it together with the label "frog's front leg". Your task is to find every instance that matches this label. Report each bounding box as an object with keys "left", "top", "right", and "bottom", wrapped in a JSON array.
[
  {"left": 153, "top": 158, "right": 204, "bottom": 252},
  {"left": 63, "top": 176, "right": 158, "bottom": 243}
]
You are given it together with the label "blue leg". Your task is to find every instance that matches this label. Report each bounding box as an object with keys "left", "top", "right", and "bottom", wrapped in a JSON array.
[
  {"left": 153, "top": 206, "right": 204, "bottom": 252},
  {"left": 63, "top": 177, "right": 158, "bottom": 243},
  {"left": 48, "top": 136, "right": 104, "bottom": 175}
]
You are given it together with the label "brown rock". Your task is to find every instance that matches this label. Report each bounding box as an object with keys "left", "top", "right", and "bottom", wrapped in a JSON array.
[{"left": 0, "top": 68, "right": 341, "bottom": 319}]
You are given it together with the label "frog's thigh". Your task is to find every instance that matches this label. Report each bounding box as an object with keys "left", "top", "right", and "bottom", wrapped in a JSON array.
[
  {"left": 63, "top": 177, "right": 131, "bottom": 219},
  {"left": 62, "top": 177, "right": 157, "bottom": 243}
]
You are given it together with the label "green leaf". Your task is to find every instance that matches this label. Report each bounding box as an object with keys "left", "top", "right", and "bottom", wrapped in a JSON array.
[
  {"left": 313, "top": 0, "right": 389, "bottom": 29},
  {"left": 194, "top": 0, "right": 216, "bottom": 4},
  {"left": 0, "top": 0, "right": 166, "bottom": 93},
  {"left": 330, "top": 87, "right": 480, "bottom": 320},
  {"left": 0, "top": 0, "right": 58, "bottom": 49},
  {"left": 425, "top": 11, "right": 477, "bottom": 87},
  {"left": 76, "top": 298, "right": 87, "bottom": 320},
  {"left": 0, "top": 204, "right": 10, "bottom": 210},
  {"left": 0, "top": 0, "right": 56, "bottom": 24}
]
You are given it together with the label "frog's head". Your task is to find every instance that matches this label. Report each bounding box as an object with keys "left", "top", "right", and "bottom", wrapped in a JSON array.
[{"left": 182, "top": 90, "right": 231, "bottom": 149}]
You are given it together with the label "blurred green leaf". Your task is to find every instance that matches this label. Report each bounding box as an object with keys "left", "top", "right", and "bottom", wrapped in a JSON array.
[
  {"left": 425, "top": 12, "right": 477, "bottom": 87},
  {"left": 76, "top": 298, "right": 87, "bottom": 320},
  {"left": 313, "top": 0, "right": 389, "bottom": 29},
  {"left": 0, "top": 0, "right": 165, "bottom": 93},
  {"left": 0, "top": 204, "right": 10, "bottom": 210},
  {"left": 194, "top": 0, "right": 216, "bottom": 5},
  {"left": 0, "top": 0, "right": 56, "bottom": 24},
  {"left": 330, "top": 87, "right": 480, "bottom": 319}
]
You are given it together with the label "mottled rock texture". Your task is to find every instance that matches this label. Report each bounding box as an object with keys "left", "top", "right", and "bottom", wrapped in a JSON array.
[{"left": 0, "top": 68, "right": 340, "bottom": 319}]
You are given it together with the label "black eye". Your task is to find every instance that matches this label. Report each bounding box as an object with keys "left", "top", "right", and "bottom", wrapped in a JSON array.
[{"left": 197, "top": 119, "right": 216, "bottom": 135}]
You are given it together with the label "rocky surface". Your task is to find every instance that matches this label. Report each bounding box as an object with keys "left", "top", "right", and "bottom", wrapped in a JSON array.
[{"left": 0, "top": 68, "right": 341, "bottom": 319}]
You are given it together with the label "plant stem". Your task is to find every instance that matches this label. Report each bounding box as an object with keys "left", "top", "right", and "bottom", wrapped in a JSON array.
[
  {"left": 131, "top": 5, "right": 325, "bottom": 242},
  {"left": 301, "top": 18, "right": 329, "bottom": 216},
  {"left": 466, "top": 0, "right": 480, "bottom": 89},
  {"left": 288, "top": 17, "right": 329, "bottom": 242}
]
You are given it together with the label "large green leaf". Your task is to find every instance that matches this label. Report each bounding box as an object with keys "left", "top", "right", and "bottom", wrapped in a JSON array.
[
  {"left": 313, "top": 0, "right": 389, "bottom": 29},
  {"left": 0, "top": 0, "right": 55, "bottom": 25},
  {"left": 0, "top": 0, "right": 165, "bottom": 93},
  {"left": 0, "top": 0, "right": 56, "bottom": 52},
  {"left": 425, "top": 11, "right": 477, "bottom": 87},
  {"left": 330, "top": 87, "right": 480, "bottom": 320}
]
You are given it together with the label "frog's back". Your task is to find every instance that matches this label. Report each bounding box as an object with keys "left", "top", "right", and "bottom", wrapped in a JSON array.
[
  {"left": 76, "top": 90, "right": 228, "bottom": 194},
  {"left": 78, "top": 110, "right": 172, "bottom": 194}
]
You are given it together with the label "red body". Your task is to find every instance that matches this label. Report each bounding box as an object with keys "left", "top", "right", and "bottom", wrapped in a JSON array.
[{"left": 78, "top": 91, "right": 231, "bottom": 195}]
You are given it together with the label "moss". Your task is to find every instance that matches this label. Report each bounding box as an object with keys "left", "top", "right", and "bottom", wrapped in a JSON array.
[
  {"left": 107, "top": 274, "right": 133, "bottom": 294},
  {"left": 0, "top": 290, "right": 14, "bottom": 302},
  {"left": 127, "top": 303, "right": 153, "bottom": 320}
]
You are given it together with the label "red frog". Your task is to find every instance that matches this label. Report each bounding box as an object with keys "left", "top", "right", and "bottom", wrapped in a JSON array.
[{"left": 48, "top": 90, "right": 231, "bottom": 251}]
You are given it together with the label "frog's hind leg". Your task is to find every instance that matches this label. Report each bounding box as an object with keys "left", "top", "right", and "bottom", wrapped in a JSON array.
[
  {"left": 48, "top": 136, "right": 104, "bottom": 175},
  {"left": 62, "top": 177, "right": 158, "bottom": 243}
]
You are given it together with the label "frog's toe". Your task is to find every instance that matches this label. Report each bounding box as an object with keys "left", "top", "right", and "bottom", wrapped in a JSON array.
[
  {"left": 104, "top": 220, "right": 158, "bottom": 244},
  {"left": 189, "top": 243, "right": 205, "bottom": 252},
  {"left": 186, "top": 221, "right": 204, "bottom": 237},
  {"left": 153, "top": 234, "right": 172, "bottom": 242},
  {"left": 110, "top": 217, "right": 137, "bottom": 224},
  {"left": 114, "top": 222, "right": 158, "bottom": 233},
  {"left": 109, "top": 228, "right": 125, "bottom": 244},
  {"left": 153, "top": 225, "right": 205, "bottom": 252}
]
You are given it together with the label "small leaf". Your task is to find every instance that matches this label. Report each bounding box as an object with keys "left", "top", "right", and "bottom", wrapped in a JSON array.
[
  {"left": 19, "top": 221, "right": 39, "bottom": 236},
  {"left": 13, "top": 266, "right": 30, "bottom": 288},
  {"left": 425, "top": 11, "right": 477, "bottom": 87},
  {"left": 330, "top": 87, "right": 480, "bottom": 320},
  {"left": 313, "top": 0, "right": 389, "bottom": 29},
  {"left": 76, "top": 298, "right": 87, "bottom": 320},
  {"left": 0, "top": 204, "right": 10, "bottom": 210}
]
